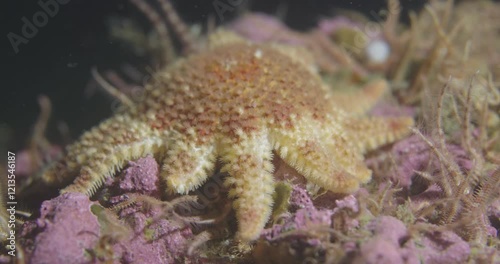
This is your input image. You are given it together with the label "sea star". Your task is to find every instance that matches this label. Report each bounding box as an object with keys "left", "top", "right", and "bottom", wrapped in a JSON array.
[{"left": 41, "top": 31, "right": 413, "bottom": 243}]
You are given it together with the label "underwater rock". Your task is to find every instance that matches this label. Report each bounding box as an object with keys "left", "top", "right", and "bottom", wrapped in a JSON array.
[
  {"left": 355, "top": 239, "right": 415, "bottom": 264},
  {"left": 111, "top": 205, "right": 194, "bottom": 264},
  {"left": 16, "top": 145, "right": 62, "bottom": 178},
  {"left": 228, "top": 13, "right": 304, "bottom": 45},
  {"left": 105, "top": 155, "right": 161, "bottom": 197},
  {"left": 417, "top": 229, "right": 470, "bottom": 264},
  {"left": 352, "top": 216, "right": 419, "bottom": 264},
  {"left": 255, "top": 184, "right": 334, "bottom": 264},
  {"left": 288, "top": 184, "right": 314, "bottom": 210},
  {"left": 331, "top": 194, "right": 360, "bottom": 232},
  {"left": 20, "top": 156, "right": 198, "bottom": 264},
  {"left": 255, "top": 184, "right": 363, "bottom": 263},
  {"left": 332, "top": 195, "right": 358, "bottom": 215},
  {"left": 104, "top": 156, "right": 200, "bottom": 263},
  {"left": 351, "top": 216, "right": 471, "bottom": 264},
  {"left": 103, "top": 156, "right": 196, "bottom": 263},
  {"left": 21, "top": 192, "right": 100, "bottom": 264},
  {"left": 261, "top": 206, "right": 333, "bottom": 242},
  {"left": 261, "top": 184, "right": 332, "bottom": 242},
  {"left": 389, "top": 135, "right": 472, "bottom": 188},
  {"left": 0, "top": 256, "right": 10, "bottom": 263}
]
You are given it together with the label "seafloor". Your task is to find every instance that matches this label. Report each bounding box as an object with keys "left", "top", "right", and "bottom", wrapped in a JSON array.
[{"left": 1, "top": 0, "right": 499, "bottom": 263}]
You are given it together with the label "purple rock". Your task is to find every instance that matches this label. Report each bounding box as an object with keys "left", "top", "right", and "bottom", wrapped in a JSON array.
[
  {"left": 101, "top": 156, "right": 195, "bottom": 263},
  {"left": 16, "top": 145, "right": 62, "bottom": 178},
  {"left": 0, "top": 256, "right": 11, "bottom": 264},
  {"left": 105, "top": 155, "right": 161, "bottom": 197},
  {"left": 333, "top": 195, "right": 359, "bottom": 215},
  {"left": 27, "top": 193, "right": 100, "bottom": 264},
  {"left": 112, "top": 206, "right": 194, "bottom": 264},
  {"left": 418, "top": 230, "right": 470, "bottom": 264},
  {"left": 354, "top": 216, "right": 419, "bottom": 264},
  {"left": 228, "top": 13, "right": 305, "bottom": 45},
  {"left": 331, "top": 195, "right": 360, "bottom": 231},
  {"left": 367, "top": 216, "right": 407, "bottom": 245},
  {"left": 355, "top": 239, "right": 406, "bottom": 264},
  {"left": 261, "top": 206, "right": 333, "bottom": 242},
  {"left": 388, "top": 135, "right": 472, "bottom": 188},
  {"left": 261, "top": 184, "right": 334, "bottom": 243},
  {"left": 289, "top": 185, "right": 314, "bottom": 210}
]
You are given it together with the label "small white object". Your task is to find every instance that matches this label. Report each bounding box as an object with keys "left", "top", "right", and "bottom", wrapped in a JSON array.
[
  {"left": 365, "top": 39, "right": 390, "bottom": 64},
  {"left": 254, "top": 49, "right": 263, "bottom": 59}
]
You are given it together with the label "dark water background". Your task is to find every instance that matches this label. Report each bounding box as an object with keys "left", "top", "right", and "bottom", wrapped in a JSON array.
[{"left": 1, "top": 0, "right": 426, "bottom": 150}]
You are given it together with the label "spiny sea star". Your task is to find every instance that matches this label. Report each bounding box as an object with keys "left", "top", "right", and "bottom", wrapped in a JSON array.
[{"left": 41, "top": 31, "right": 413, "bottom": 243}]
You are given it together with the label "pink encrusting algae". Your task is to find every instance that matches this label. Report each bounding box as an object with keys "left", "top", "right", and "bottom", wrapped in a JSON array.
[{"left": 20, "top": 193, "right": 100, "bottom": 264}]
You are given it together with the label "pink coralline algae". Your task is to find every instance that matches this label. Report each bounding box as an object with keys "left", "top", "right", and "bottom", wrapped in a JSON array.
[
  {"left": 259, "top": 184, "right": 362, "bottom": 259},
  {"left": 228, "top": 13, "right": 305, "bottom": 45},
  {"left": 18, "top": 157, "right": 482, "bottom": 264},
  {"left": 317, "top": 16, "right": 384, "bottom": 44},
  {"left": 104, "top": 155, "right": 161, "bottom": 197},
  {"left": 352, "top": 216, "right": 419, "bottom": 264},
  {"left": 261, "top": 185, "right": 333, "bottom": 242},
  {"left": 21, "top": 192, "right": 100, "bottom": 264},
  {"left": 257, "top": 184, "right": 473, "bottom": 264},
  {"left": 287, "top": 185, "right": 314, "bottom": 210},
  {"left": 352, "top": 216, "right": 470, "bottom": 264},
  {"left": 388, "top": 135, "right": 472, "bottom": 188},
  {"left": 369, "top": 101, "right": 416, "bottom": 118},
  {"left": 254, "top": 184, "right": 336, "bottom": 263},
  {"left": 16, "top": 145, "right": 62, "bottom": 178},
  {"left": 332, "top": 194, "right": 359, "bottom": 214},
  {"left": 110, "top": 204, "right": 194, "bottom": 264},
  {"left": 417, "top": 229, "right": 471, "bottom": 264},
  {"left": 21, "top": 156, "right": 197, "bottom": 264},
  {"left": 100, "top": 155, "right": 195, "bottom": 263}
]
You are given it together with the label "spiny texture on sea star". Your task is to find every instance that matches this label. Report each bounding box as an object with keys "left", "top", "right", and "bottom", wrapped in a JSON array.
[{"left": 41, "top": 31, "right": 413, "bottom": 242}]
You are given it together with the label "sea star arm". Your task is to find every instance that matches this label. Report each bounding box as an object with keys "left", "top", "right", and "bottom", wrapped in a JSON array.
[
  {"left": 343, "top": 116, "right": 414, "bottom": 154},
  {"left": 271, "top": 116, "right": 370, "bottom": 193},
  {"left": 322, "top": 119, "right": 373, "bottom": 185},
  {"left": 46, "top": 114, "right": 164, "bottom": 196},
  {"left": 220, "top": 129, "right": 275, "bottom": 242},
  {"left": 162, "top": 137, "right": 217, "bottom": 194},
  {"left": 329, "top": 79, "right": 388, "bottom": 115}
]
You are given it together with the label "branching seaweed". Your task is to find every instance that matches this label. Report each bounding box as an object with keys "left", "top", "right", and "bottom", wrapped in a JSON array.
[{"left": 411, "top": 78, "right": 499, "bottom": 245}]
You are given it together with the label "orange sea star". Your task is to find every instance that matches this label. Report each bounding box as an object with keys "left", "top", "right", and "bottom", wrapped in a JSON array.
[{"left": 41, "top": 31, "right": 413, "bottom": 243}]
